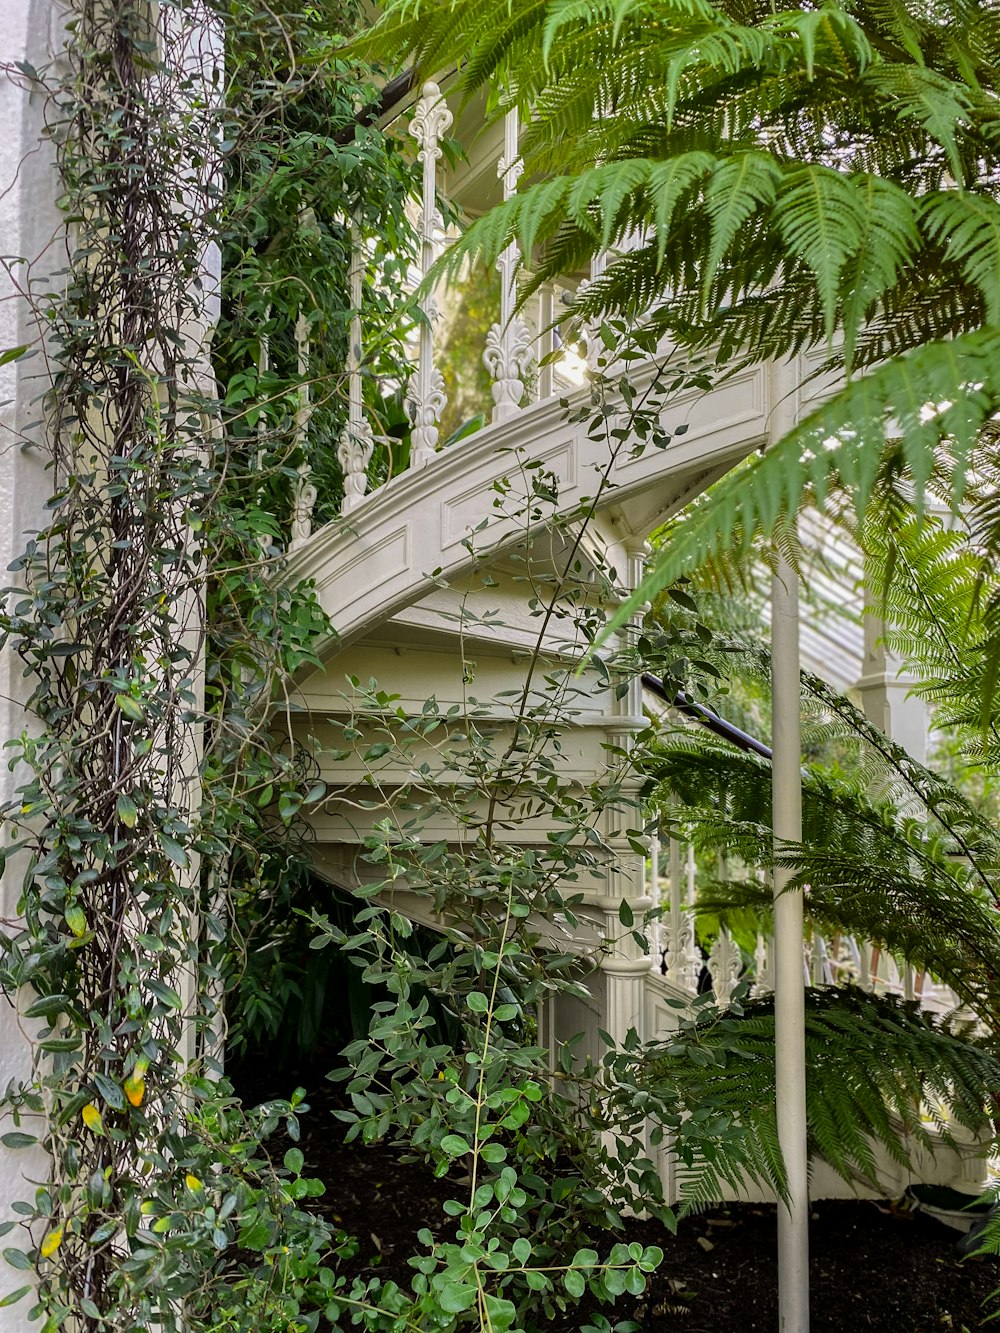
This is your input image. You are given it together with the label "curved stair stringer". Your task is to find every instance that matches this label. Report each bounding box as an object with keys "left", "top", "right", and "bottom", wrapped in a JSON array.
[{"left": 284, "top": 361, "right": 771, "bottom": 656}]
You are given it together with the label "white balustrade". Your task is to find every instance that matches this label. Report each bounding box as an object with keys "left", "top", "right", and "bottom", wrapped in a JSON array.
[
  {"left": 338, "top": 217, "right": 375, "bottom": 514},
  {"left": 662, "top": 837, "right": 701, "bottom": 993},
  {"left": 406, "top": 81, "right": 453, "bottom": 466},
  {"left": 535, "top": 284, "right": 557, "bottom": 401},
  {"left": 484, "top": 108, "right": 535, "bottom": 421},
  {"left": 707, "top": 927, "right": 743, "bottom": 1007},
  {"left": 752, "top": 931, "right": 774, "bottom": 997}
]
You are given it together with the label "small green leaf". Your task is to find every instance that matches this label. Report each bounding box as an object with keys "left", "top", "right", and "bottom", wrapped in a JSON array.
[
  {"left": 438, "top": 1281, "right": 477, "bottom": 1314},
  {"left": 115, "top": 694, "right": 145, "bottom": 721},
  {"left": 283, "top": 1148, "right": 304, "bottom": 1175},
  {"left": 92, "top": 1072, "right": 125, "bottom": 1111},
  {"left": 65, "top": 905, "right": 87, "bottom": 938},
  {"left": 440, "top": 1134, "right": 472, "bottom": 1157},
  {"left": 158, "top": 836, "right": 188, "bottom": 869},
  {"left": 0, "top": 1134, "right": 36, "bottom": 1151},
  {"left": 466, "top": 991, "right": 488, "bottom": 1013},
  {"left": 23, "top": 994, "right": 69, "bottom": 1020},
  {"left": 564, "top": 1268, "right": 586, "bottom": 1299}
]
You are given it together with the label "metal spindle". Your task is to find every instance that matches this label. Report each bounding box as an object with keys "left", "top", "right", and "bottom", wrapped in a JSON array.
[
  {"left": 406, "top": 82, "right": 452, "bottom": 467},
  {"left": 338, "top": 218, "right": 375, "bottom": 513},
  {"left": 484, "top": 108, "right": 534, "bottom": 421}
]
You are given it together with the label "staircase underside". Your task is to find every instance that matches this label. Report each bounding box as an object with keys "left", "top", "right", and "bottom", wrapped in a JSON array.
[{"left": 278, "top": 355, "right": 989, "bottom": 1205}]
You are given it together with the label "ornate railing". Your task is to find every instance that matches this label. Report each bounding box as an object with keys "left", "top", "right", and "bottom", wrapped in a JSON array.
[
  {"left": 285, "top": 82, "right": 607, "bottom": 549},
  {"left": 648, "top": 834, "right": 962, "bottom": 1015}
]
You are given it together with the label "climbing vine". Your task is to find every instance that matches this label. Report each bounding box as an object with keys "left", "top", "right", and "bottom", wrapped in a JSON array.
[{"left": 0, "top": 2, "right": 413, "bottom": 1329}]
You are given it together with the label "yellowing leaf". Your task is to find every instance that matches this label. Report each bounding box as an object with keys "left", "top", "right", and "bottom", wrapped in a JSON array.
[
  {"left": 81, "top": 1103, "right": 103, "bottom": 1134},
  {"left": 124, "top": 1075, "right": 144, "bottom": 1107},
  {"left": 185, "top": 1173, "right": 203, "bottom": 1192},
  {"left": 39, "top": 1227, "right": 62, "bottom": 1259},
  {"left": 116, "top": 794, "right": 137, "bottom": 829},
  {"left": 65, "top": 906, "right": 87, "bottom": 938}
]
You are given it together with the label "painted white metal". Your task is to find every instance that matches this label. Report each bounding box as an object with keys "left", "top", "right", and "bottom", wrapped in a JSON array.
[
  {"left": 663, "top": 836, "right": 700, "bottom": 992},
  {"left": 856, "top": 607, "right": 929, "bottom": 765},
  {"left": 484, "top": 108, "right": 534, "bottom": 421},
  {"left": 707, "top": 928, "right": 743, "bottom": 1007},
  {"left": 772, "top": 547, "right": 810, "bottom": 1331},
  {"left": 0, "top": 6, "right": 63, "bottom": 1306},
  {"left": 406, "top": 82, "right": 452, "bottom": 466},
  {"left": 285, "top": 357, "right": 770, "bottom": 650},
  {"left": 338, "top": 217, "right": 376, "bottom": 514}
]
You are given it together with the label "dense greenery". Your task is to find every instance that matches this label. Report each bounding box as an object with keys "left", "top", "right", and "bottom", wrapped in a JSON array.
[
  {"left": 0, "top": 2, "right": 418, "bottom": 1329},
  {"left": 356, "top": 0, "right": 1000, "bottom": 649},
  {"left": 4, "top": 1, "right": 1000, "bottom": 1331}
]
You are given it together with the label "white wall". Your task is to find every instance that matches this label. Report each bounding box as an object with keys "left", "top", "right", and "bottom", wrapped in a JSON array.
[{"left": 0, "top": 1, "right": 67, "bottom": 1322}]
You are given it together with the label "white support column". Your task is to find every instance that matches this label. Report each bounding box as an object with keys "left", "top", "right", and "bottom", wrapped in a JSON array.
[
  {"left": 772, "top": 548, "right": 810, "bottom": 1332},
  {"left": 484, "top": 108, "right": 534, "bottom": 421},
  {"left": 855, "top": 610, "right": 929, "bottom": 764},
  {"left": 599, "top": 538, "right": 653, "bottom": 1047},
  {"left": 0, "top": 7, "right": 63, "bottom": 1302},
  {"left": 406, "top": 82, "right": 452, "bottom": 466},
  {"left": 648, "top": 828, "right": 661, "bottom": 970}
]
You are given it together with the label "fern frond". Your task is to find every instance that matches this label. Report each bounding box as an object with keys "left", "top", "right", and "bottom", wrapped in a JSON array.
[{"left": 634, "top": 990, "right": 1000, "bottom": 1206}]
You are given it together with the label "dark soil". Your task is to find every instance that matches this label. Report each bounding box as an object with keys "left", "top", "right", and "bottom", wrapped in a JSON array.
[{"left": 231, "top": 1061, "right": 999, "bottom": 1331}]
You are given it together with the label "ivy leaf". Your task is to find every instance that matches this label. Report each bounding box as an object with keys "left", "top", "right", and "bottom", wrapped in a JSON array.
[
  {"left": 39, "top": 1227, "right": 62, "bottom": 1259},
  {"left": 81, "top": 1104, "right": 104, "bottom": 1135},
  {"left": 437, "top": 1281, "right": 477, "bottom": 1313},
  {"left": 23, "top": 993, "right": 70, "bottom": 1020},
  {"left": 277, "top": 791, "right": 302, "bottom": 822},
  {"left": 563, "top": 1268, "right": 586, "bottom": 1299}
]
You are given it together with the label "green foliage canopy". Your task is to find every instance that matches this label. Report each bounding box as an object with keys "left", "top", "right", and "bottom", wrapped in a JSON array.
[{"left": 354, "top": 0, "right": 1000, "bottom": 624}]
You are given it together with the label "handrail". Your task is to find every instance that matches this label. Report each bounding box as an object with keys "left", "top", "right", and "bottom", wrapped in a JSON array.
[{"left": 641, "top": 671, "right": 773, "bottom": 760}]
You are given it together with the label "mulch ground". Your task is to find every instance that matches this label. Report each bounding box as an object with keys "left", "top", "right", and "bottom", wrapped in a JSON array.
[{"left": 231, "top": 1061, "right": 999, "bottom": 1331}]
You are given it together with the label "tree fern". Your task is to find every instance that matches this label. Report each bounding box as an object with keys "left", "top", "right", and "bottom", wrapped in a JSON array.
[
  {"left": 620, "top": 989, "right": 1000, "bottom": 1208},
  {"left": 353, "top": 0, "right": 1000, "bottom": 639}
]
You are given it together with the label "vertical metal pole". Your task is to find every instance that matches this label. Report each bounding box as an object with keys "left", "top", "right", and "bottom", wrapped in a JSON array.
[{"left": 772, "top": 551, "right": 810, "bottom": 1332}]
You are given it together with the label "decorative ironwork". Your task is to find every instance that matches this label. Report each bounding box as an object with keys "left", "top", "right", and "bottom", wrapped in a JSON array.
[
  {"left": 407, "top": 82, "right": 453, "bottom": 466},
  {"left": 485, "top": 108, "right": 534, "bottom": 422}
]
